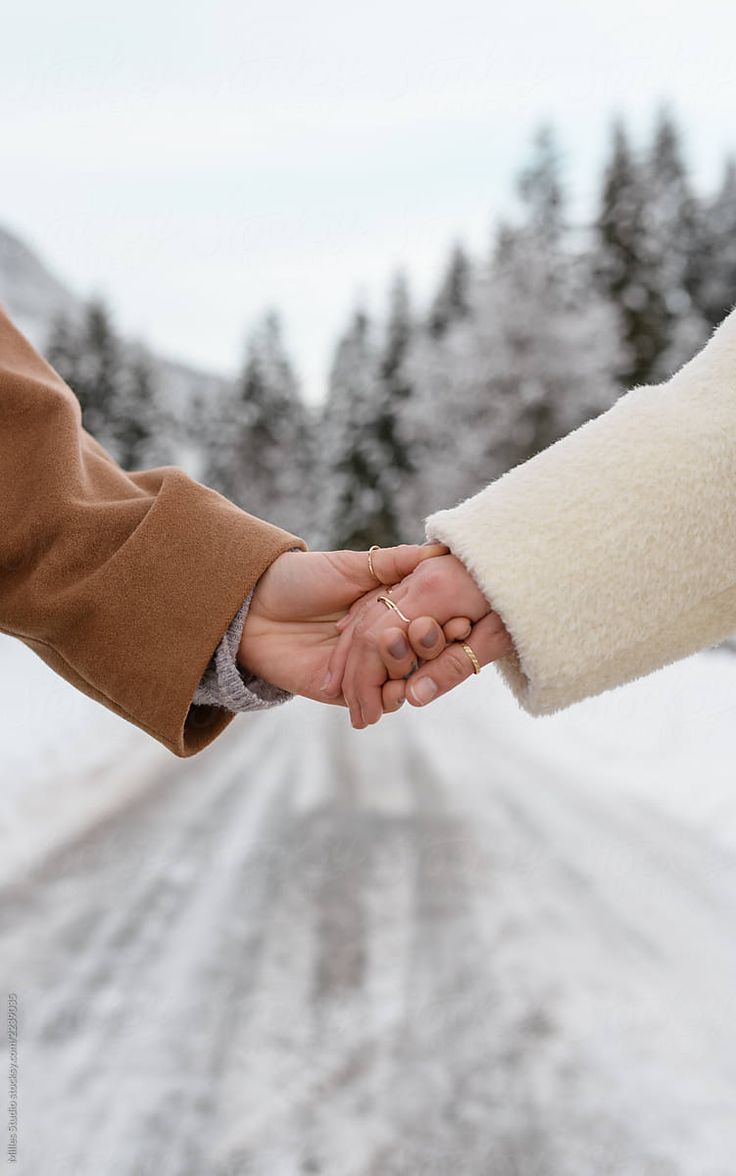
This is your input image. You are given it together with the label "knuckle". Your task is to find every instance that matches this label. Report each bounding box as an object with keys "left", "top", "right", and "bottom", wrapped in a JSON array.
[
  {"left": 354, "top": 616, "right": 378, "bottom": 645},
  {"left": 444, "top": 647, "right": 471, "bottom": 685},
  {"left": 415, "top": 563, "right": 443, "bottom": 595}
]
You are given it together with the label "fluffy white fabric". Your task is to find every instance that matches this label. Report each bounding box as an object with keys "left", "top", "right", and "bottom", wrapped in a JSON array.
[{"left": 426, "top": 306, "right": 736, "bottom": 716}]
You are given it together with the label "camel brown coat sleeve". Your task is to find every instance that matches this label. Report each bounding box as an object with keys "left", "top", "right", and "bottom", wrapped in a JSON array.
[{"left": 0, "top": 307, "right": 306, "bottom": 756}]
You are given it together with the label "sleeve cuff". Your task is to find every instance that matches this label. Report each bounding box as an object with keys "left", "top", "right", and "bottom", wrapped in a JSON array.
[{"left": 193, "top": 589, "right": 294, "bottom": 714}]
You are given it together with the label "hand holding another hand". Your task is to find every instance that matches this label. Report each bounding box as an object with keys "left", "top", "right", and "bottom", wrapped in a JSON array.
[
  {"left": 322, "top": 552, "right": 513, "bottom": 728},
  {"left": 237, "top": 543, "right": 450, "bottom": 705}
]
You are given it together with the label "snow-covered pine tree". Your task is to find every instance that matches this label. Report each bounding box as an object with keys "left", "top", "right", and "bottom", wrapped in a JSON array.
[
  {"left": 319, "top": 307, "right": 383, "bottom": 549},
  {"left": 396, "top": 309, "right": 477, "bottom": 527},
  {"left": 456, "top": 126, "right": 620, "bottom": 482},
  {"left": 642, "top": 108, "right": 709, "bottom": 379},
  {"left": 47, "top": 300, "right": 122, "bottom": 453},
  {"left": 46, "top": 311, "right": 84, "bottom": 395},
  {"left": 398, "top": 127, "right": 622, "bottom": 528},
  {"left": 517, "top": 124, "right": 565, "bottom": 245},
  {"left": 426, "top": 241, "right": 473, "bottom": 339},
  {"left": 203, "top": 309, "right": 315, "bottom": 538},
  {"left": 595, "top": 112, "right": 708, "bottom": 389},
  {"left": 394, "top": 244, "right": 481, "bottom": 527},
  {"left": 372, "top": 271, "right": 418, "bottom": 542},
  {"left": 113, "top": 346, "right": 166, "bottom": 470},
  {"left": 74, "top": 299, "right": 125, "bottom": 454},
  {"left": 693, "top": 157, "right": 736, "bottom": 329},
  {"left": 320, "top": 274, "right": 420, "bottom": 549},
  {"left": 593, "top": 119, "right": 664, "bottom": 388},
  {"left": 47, "top": 302, "right": 171, "bottom": 469}
]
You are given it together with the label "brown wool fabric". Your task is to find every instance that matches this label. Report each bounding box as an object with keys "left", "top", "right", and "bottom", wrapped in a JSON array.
[{"left": 0, "top": 306, "right": 307, "bottom": 756}]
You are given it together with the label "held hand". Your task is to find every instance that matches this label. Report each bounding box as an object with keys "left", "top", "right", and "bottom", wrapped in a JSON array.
[
  {"left": 380, "top": 612, "right": 514, "bottom": 709},
  {"left": 237, "top": 543, "right": 448, "bottom": 706},
  {"left": 322, "top": 554, "right": 493, "bottom": 727}
]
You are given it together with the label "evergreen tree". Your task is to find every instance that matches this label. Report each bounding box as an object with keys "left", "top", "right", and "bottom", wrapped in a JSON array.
[
  {"left": 204, "top": 309, "right": 314, "bottom": 537},
  {"left": 501, "top": 129, "right": 616, "bottom": 455},
  {"left": 399, "top": 127, "right": 621, "bottom": 526},
  {"left": 471, "top": 232, "right": 619, "bottom": 478},
  {"left": 516, "top": 124, "right": 565, "bottom": 247},
  {"left": 593, "top": 119, "right": 664, "bottom": 387},
  {"left": 113, "top": 347, "right": 161, "bottom": 470},
  {"left": 452, "top": 127, "right": 620, "bottom": 485},
  {"left": 320, "top": 307, "right": 384, "bottom": 548},
  {"left": 694, "top": 157, "right": 736, "bottom": 329},
  {"left": 396, "top": 313, "right": 477, "bottom": 526},
  {"left": 595, "top": 113, "right": 708, "bottom": 388},
  {"left": 372, "top": 271, "right": 417, "bottom": 541},
  {"left": 427, "top": 241, "right": 473, "bottom": 338},
  {"left": 75, "top": 299, "right": 124, "bottom": 451},
  {"left": 46, "top": 300, "right": 123, "bottom": 453},
  {"left": 46, "top": 311, "right": 84, "bottom": 394},
  {"left": 47, "top": 302, "right": 169, "bottom": 468},
  {"left": 320, "top": 275, "right": 418, "bottom": 549},
  {"left": 643, "top": 108, "right": 708, "bottom": 379}
]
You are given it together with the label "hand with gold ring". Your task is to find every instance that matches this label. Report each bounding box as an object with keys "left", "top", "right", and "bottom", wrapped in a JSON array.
[
  {"left": 379, "top": 612, "right": 514, "bottom": 709},
  {"left": 322, "top": 553, "right": 495, "bottom": 727},
  {"left": 238, "top": 542, "right": 449, "bottom": 706}
]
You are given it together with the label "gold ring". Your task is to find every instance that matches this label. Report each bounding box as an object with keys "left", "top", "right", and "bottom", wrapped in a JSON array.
[
  {"left": 367, "top": 544, "right": 382, "bottom": 583},
  {"left": 377, "top": 595, "right": 411, "bottom": 624},
  {"left": 460, "top": 641, "right": 481, "bottom": 675}
]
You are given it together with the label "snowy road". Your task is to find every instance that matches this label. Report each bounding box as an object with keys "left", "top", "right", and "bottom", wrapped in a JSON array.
[{"left": 2, "top": 660, "right": 736, "bottom": 1176}]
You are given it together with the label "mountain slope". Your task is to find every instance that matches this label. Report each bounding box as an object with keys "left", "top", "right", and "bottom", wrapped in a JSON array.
[
  {"left": 0, "top": 223, "right": 230, "bottom": 475},
  {"left": 0, "top": 225, "right": 79, "bottom": 348}
]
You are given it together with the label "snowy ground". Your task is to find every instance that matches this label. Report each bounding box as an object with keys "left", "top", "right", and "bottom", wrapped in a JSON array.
[
  {"left": 1, "top": 634, "right": 736, "bottom": 1175},
  {"left": 0, "top": 637, "right": 168, "bottom": 887}
]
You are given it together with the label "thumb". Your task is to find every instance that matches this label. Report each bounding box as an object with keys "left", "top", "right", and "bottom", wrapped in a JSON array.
[
  {"left": 329, "top": 543, "right": 449, "bottom": 635},
  {"left": 331, "top": 542, "right": 449, "bottom": 607},
  {"left": 363, "top": 542, "right": 449, "bottom": 588}
]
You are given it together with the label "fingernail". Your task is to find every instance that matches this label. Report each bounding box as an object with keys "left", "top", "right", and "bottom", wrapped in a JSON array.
[
  {"left": 419, "top": 627, "right": 436, "bottom": 649},
  {"left": 321, "top": 673, "right": 335, "bottom": 693},
  {"left": 410, "top": 678, "right": 438, "bottom": 705},
  {"left": 389, "top": 635, "right": 409, "bottom": 659}
]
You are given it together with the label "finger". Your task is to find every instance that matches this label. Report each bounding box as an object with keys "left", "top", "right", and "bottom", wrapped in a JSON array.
[
  {"left": 329, "top": 543, "right": 447, "bottom": 598},
  {"left": 323, "top": 584, "right": 387, "bottom": 695},
  {"left": 369, "top": 542, "right": 448, "bottom": 587},
  {"left": 342, "top": 602, "right": 411, "bottom": 726},
  {"left": 381, "top": 678, "right": 406, "bottom": 713},
  {"left": 386, "top": 554, "right": 489, "bottom": 628},
  {"left": 376, "top": 624, "right": 420, "bottom": 680},
  {"left": 343, "top": 639, "right": 391, "bottom": 728},
  {"left": 443, "top": 616, "right": 472, "bottom": 642},
  {"left": 340, "top": 616, "right": 397, "bottom": 724},
  {"left": 405, "top": 612, "right": 513, "bottom": 707},
  {"left": 405, "top": 616, "right": 447, "bottom": 661},
  {"left": 335, "top": 597, "right": 364, "bottom": 633},
  {"left": 321, "top": 614, "right": 359, "bottom": 698}
]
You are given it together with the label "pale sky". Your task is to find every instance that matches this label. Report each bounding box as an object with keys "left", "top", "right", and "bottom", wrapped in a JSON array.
[{"left": 3, "top": 0, "right": 735, "bottom": 402}]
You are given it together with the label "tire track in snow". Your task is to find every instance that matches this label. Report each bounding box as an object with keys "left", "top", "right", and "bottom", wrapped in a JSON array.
[{"left": 4, "top": 692, "right": 736, "bottom": 1176}]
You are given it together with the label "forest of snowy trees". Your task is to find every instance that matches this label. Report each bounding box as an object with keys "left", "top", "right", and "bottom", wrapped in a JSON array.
[{"left": 46, "top": 111, "right": 736, "bottom": 548}]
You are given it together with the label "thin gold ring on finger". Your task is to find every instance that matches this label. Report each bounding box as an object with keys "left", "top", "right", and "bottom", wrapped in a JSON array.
[
  {"left": 377, "top": 595, "right": 411, "bottom": 624},
  {"left": 367, "top": 545, "right": 382, "bottom": 584},
  {"left": 460, "top": 641, "right": 481, "bottom": 675}
]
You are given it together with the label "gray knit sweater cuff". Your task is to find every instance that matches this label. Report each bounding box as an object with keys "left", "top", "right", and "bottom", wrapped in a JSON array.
[{"left": 192, "top": 589, "right": 294, "bottom": 714}]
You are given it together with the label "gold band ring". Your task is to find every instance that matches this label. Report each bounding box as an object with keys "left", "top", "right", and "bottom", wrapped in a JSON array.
[
  {"left": 460, "top": 641, "right": 482, "bottom": 675},
  {"left": 367, "top": 545, "right": 382, "bottom": 583},
  {"left": 377, "top": 595, "right": 411, "bottom": 624}
]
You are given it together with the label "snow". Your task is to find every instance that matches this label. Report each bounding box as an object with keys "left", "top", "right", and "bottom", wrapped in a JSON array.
[
  {"left": 0, "top": 635, "right": 168, "bottom": 887},
  {"left": 1, "top": 635, "right": 736, "bottom": 1174}
]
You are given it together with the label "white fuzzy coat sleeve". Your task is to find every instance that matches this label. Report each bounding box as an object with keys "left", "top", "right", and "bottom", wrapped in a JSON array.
[{"left": 425, "top": 306, "right": 736, "bottom": 716}]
